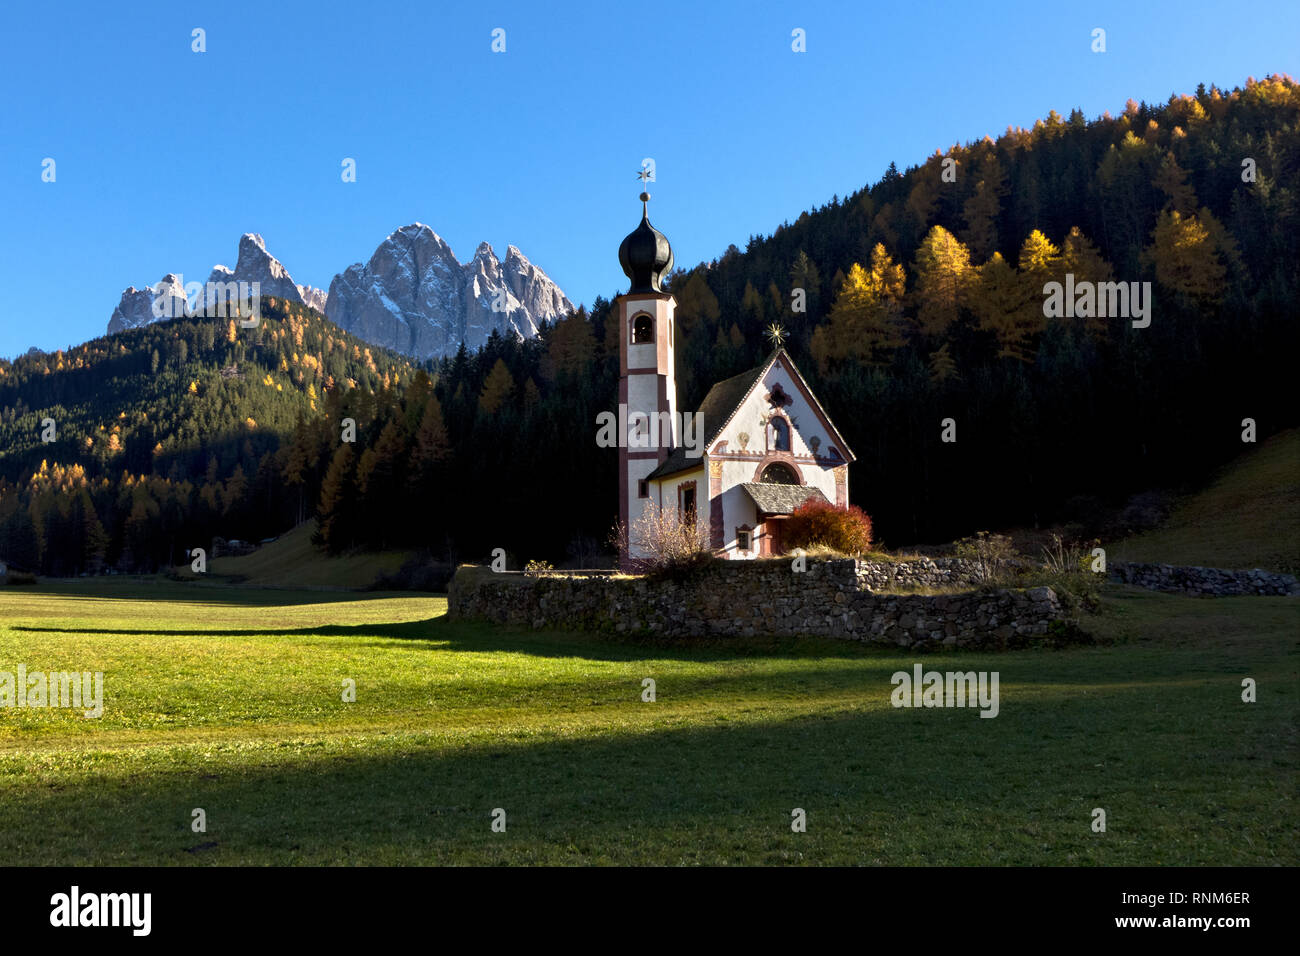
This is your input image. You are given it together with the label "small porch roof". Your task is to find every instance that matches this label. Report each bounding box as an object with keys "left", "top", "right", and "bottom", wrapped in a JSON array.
[{"left": 740, "top": 482, "right": 828, "bottom": 515}]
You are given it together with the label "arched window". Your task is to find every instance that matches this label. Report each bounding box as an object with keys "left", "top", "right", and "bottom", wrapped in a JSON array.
[
  {"left": 770, "top": 417, "right": 791, "bottom": 452},
  {"left": 760, "top": 463, "right": 798, "bottom": 485},
  {"left": 631, "top": 313, "right": 654, "bottom": 344}
]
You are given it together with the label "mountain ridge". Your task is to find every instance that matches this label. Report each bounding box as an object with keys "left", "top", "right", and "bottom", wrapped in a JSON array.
[{"left": 106, "top": 227, "right": 573, "bottom": 359}]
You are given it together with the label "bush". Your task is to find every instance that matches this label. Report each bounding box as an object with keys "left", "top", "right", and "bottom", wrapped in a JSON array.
[
  {"left": 609, "top": 504, "right": 714, "bottom": 575},
  {"left": 1041, "top": 532, "right": 1096, "bottom": 575},
  {"left": 784, "top": 499, "right": 873, "bottom": 555},
  {"left": 524, "top": 559, "right": 555, "bottom": 576},
  {"left": 953, "top": 531, "right": 1018, "bottom": 582},
  {"left": 6, "top": 571, "right": 37, "bottom": 585}
]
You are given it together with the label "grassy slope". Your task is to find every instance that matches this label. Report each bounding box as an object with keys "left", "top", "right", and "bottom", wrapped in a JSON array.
[
  {"left": 0, "top": 579, "right": 1294, "bottom": 865},
  {"left": 1112, "top": 427, "right": 1300, "bottom": 574},
  {"left": 174, "top": 522, "right": 410, "bottom": 590}
]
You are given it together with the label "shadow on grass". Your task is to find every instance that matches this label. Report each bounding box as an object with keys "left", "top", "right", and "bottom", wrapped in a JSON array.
[
  {"left": 1, "top": 675, "right": 1292, "bottom": 866},
  {"left": 12, "top": 613, "right": 914, "bottom": 663},
  {"left": 11, "top": 578, "right": 429, "bottom": 607}
]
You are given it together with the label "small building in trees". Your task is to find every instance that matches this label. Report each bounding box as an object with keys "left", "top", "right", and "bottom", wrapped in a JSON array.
[{"left": 615, "top": 194, "right": 854, "bottom": 564}]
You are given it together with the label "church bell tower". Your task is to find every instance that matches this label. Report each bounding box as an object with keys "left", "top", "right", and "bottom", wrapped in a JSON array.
[{"left": 616, "top": 191, "right": 677, "bottom": 565}]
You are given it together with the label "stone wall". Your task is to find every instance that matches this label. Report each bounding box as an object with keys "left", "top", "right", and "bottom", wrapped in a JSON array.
[
  {"left": 449, "top": 558, "right": 1071, "bottom": 649},
  {"left": 1108, "top": 561, "right": 1300, "bottom": 596},
  {"left": 852, "top": 556, "right": 990, "bottom": 590}
]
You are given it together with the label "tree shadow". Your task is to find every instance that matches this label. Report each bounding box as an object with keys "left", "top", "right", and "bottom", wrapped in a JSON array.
[{"left": 0, "top": 681, "right": 1285, "bottom": 866}]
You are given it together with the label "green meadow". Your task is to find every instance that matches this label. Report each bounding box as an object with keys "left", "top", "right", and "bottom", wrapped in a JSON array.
[{"left": 0, "top": 579, "right": 1294, "bottom": 865}]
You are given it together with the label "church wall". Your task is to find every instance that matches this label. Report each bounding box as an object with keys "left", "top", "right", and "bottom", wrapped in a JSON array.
[
  {"left": 709, "top": 360, "right": 849, "bottom": 532},
  {"left": 715, "top": 483, "right": 759, "bottom": 558},
  {"left": 666, "top": 467, "right": 705, "bottom": 520}
]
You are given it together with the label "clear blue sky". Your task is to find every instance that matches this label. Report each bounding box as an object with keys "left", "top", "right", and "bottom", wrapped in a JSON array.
[{"left": 1, "top": 0, "right": 1295, "bottom": 358}]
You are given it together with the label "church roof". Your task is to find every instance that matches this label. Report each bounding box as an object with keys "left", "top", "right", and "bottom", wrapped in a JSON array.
[
  {"left": 644, "top": 348, "right": 855, "bottom": 481},
  {"left": 741, "top": 482, "right": 829, "bottom": 515}
]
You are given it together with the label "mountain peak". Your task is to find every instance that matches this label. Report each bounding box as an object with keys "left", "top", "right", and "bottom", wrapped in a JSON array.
[{"left": 327, "top": 226, "right": 573, "bottom": 359}]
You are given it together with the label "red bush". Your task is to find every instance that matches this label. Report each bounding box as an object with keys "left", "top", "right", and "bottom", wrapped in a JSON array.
[{"left": 784, "top": 498, "right": 873, "bottom": 554}]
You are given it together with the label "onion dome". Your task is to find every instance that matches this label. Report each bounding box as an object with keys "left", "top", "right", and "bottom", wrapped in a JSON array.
[{"left": 618, "top": 192, "right": 674, "bottom": 294}]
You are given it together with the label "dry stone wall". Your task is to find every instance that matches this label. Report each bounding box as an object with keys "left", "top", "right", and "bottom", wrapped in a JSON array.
[
  {"left": 449, "top": 558, "right": 1071, "bottom": 650},
  {"left": 1108, "top": 561, "right": 1300, "bottom": 596}
]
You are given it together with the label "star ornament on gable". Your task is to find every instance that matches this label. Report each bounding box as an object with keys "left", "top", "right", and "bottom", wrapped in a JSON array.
[{"left": 764, "top": 323, "right": 787, "bottom": 349}]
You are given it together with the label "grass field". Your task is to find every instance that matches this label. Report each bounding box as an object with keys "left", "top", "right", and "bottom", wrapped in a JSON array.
[
  {"left": 1, "top": 578, "right": 1294, "bottom": 865},
  {"left": 1113, "top": 427, "right": 1300, "bottom": 574},
  {"left": 171, "top": 522, "right": 410, "bottom": 589}
]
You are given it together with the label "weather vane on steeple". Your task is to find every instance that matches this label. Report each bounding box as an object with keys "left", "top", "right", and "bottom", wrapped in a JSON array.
[
  {"left": 765, "top": 323, "right": 787, "bottom": 349},
  {"left": 636, "top": 166, "right": 653, "bottom": 214}
]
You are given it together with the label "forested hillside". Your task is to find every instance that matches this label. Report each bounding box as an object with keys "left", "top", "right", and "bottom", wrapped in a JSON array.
[
  {"left": 2, "top": 76, "right": 1297, "bottom": 573},
  {"left": 649, "top": 75, "right": 1298, "bottom": 543},
  {"left": 0, "top": 299, "right": 416, "bottom": 572}
]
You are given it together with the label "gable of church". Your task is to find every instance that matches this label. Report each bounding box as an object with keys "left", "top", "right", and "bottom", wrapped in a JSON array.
[{"left": 708, "top": 351, "right": 854, "bottom": 465}]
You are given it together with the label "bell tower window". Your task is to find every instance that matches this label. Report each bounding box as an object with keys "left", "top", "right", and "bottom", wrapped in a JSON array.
[{"left": 631, "top": 313, "right": 654, "bottom": 344}]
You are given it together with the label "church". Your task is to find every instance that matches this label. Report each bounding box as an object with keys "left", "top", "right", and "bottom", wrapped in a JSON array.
[{"left": 615, "top": 192, "right": 855, "bottom": 565}]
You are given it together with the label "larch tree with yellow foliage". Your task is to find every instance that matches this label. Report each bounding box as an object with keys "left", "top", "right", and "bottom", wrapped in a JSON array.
[
  {"left": 810, "top": 243, "right": 906, "bottom": 372},
  {"left": 1060, "top": 226, "right": 1115, "bottom": 338},
  {"left": 971, "top": 251, "right": 1037, "bottom": 363},
  {"left": 1143, "top": 210, "right": 1227, "bottom": 306},
  {"left": 912, "top": 225, "right": 973, "bottom": 339},
  {"left": 478, "top": 358, "right": 516, "bottom": 416}
]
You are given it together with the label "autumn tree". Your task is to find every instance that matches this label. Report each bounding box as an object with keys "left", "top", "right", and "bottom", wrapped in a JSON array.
[
  {"left": 315, "top": 444, "right": 357, "bottom": 553},
  {"left": 913, "top": 225, "right": 973, "bottom": 339},
  {"left": 478, "top": 359, "right": 516, "bottom": 416},
  {"left": 1060, "top": 227, "right": 1115, "bottom": 337},
  {"left": 811, "top": 244, "right": 907, "bottom": 371},
  {"left": 1143, "top": 210, "right": 1227, "bottom": 305},
  {"left": 971, "top": 251, "right": 1037, "bottom": 362},
  {"left": 541, "top": 311, "right": 596, "bottom": 382}
]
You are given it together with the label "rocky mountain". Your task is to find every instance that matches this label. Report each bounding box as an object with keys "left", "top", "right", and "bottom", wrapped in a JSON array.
[
  {"left": 107, "top": 273, "right": 192, "bottom": 334},
  {"left": 297, "top": 284, "right": 329, "bottom": 314},
  {"left": 107, "top": 227, "right": 573, "bottom": 359},
  {"left": 107, "top": 235, "right": 307, "bottom": 334},
  {"left": 325, "top": 224, "right": 574, "bottom": 359},
  {"left": 197, "top": 233, "right": 304, "bottom": 313}
]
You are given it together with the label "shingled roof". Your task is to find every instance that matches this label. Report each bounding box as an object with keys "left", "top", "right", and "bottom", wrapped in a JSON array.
[
  {"left": 645, "top": 360, "right": 769, "bottom": 480},
  {"left": 741, "top": 482, "right": 829, "bottom": 515}
]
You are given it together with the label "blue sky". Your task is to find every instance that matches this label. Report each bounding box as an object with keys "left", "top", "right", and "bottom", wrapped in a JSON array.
[{"left": 1, "top": 0, "right": 1295, "bottom": 358}]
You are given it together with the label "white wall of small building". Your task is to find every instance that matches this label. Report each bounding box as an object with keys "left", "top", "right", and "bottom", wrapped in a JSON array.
[{"left": 711, "top": 360, "right": 845, "bottom": 559}]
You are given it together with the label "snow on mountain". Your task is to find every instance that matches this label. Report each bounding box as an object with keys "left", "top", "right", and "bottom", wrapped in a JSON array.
[
  {"left": 325, "top": 224, "right": 574, "bottom": 359},
  {"left": 107, "top": 273, "right": 191, "bottom": 334},
  {"left": 106, "top": 227, "right": 573, "bottom": 359}
]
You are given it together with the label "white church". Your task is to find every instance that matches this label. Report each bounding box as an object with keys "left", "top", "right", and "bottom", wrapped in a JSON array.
[{"left": 615, "top": 192, "right": 855, "bottom": 565}]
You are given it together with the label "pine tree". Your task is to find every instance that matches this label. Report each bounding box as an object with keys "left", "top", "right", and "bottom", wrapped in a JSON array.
[
  {"left": 928, "top": 342, "right": 960, "bottom": 384},
  {"left": 788, "top": 251, "right": 821, "bottom": 317},
  {"left": 961, "top": 155, "right": 1006, "bottom": 261}
]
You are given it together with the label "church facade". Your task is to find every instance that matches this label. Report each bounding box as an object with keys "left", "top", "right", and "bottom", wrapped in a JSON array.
[{"left": 615, "top": 194, "right": 855, "bottom": 565}]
